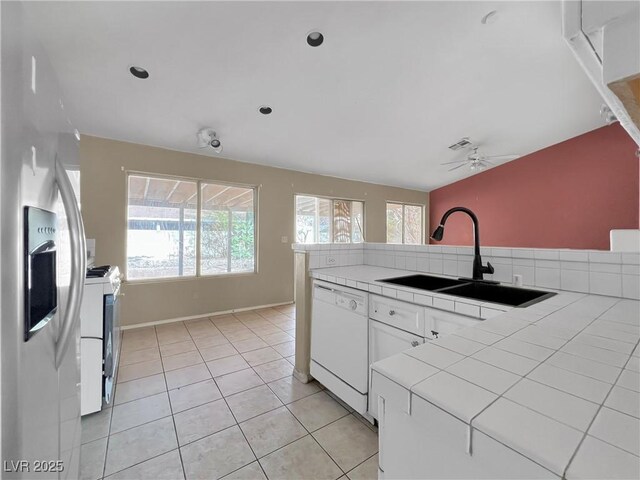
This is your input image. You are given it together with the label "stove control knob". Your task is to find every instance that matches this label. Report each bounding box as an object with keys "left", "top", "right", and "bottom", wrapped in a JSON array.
[{"left": 349, "top": 300, "right": 358, "bottom": 310}]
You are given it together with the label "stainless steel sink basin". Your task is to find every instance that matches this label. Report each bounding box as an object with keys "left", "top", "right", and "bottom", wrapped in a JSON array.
[{"left": 378, "top": 274, "right": 555, "bottom": 307}]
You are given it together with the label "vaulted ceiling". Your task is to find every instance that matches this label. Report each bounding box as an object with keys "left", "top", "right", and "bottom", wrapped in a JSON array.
[{"left": 26, "top": 1, "right": 604, "bottom": 191}]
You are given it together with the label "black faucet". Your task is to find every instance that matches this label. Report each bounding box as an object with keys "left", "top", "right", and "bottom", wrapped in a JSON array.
[{"left": 430, "top": 207, "right": 495, "bottom": 281}]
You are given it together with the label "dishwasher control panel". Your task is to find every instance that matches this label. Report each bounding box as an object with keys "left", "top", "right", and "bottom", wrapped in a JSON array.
[
  {"left": 313, "top": 280, "right": 368, "bottom": 316},
  {"left": 335, "top": 293, "right": 366, "bottom": 314}
]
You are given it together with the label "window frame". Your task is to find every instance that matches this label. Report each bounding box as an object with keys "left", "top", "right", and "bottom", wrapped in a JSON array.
[
  {"left": 125, "top": 171, "right": 258, "bottom": 283},
  {"left": 385, "top": 201, "right": 425, "bottom": 245},
  {"left": 294, "top": 193, "right": 366, "bottom": 244}
]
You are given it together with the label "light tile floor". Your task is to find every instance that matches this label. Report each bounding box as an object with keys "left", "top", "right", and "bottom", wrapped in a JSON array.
[{"left": 81, "top": 305, "right": 378, "bottom": 480}]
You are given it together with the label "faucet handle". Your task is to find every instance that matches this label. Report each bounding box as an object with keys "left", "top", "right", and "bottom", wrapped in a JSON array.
[{"left": 485, "top": 262, "right": 494, "bottom": 274}]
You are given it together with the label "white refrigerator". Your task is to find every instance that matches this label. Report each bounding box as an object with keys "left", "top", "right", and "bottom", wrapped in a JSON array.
[{"left": 1, "top": 2, "right": 85, "bottom": 478}]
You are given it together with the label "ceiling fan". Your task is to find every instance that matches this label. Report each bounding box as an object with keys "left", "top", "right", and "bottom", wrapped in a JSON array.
[
  {"left": 196, "top": 127, "right": 223, "bottom": 154},
  {"left": 442, "top": 138, "right": 519, "bottom": 172}
]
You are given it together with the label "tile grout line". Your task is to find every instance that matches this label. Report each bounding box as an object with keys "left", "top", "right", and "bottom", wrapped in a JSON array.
[
  {"left": 102, "top": 351, "right": 181, "bottom": 479},
  {"left": 191, "top": 312, "right": 356, "bottom": 477},
  {"left": 247, "top": 405, "right": 349, "bottom": 478},
  {"left": 252, "top": 309, "right": 380, "bottom": 473},
  {"left": 186, "top": 318, "right": 271, "bottom": 480},
  {"left": 104, "top": 450, "right": 182, "bottom": 479},
  {"left": 100, "top": 307, "right": 317, "bottom": 479},
  {"left": 160, "top": 323, "right": 189, "bottom": 480},
  {"left": 344, "top": 451, "right": 379, "bottom": 478},
  {"left": 562, "top": 334, "right": 640, "bottom": 477},
  {"left": 471, "top": 298, "right": 634, "bottom": 477},
  {"left": 395, "top": 296, "right": 629, "bottom": 476},
  {"left": 305, "top": 413, "right": 370, "bottom": 478},
  {"left": 275, "top": 386, "right": 377, "bottom": 477}
]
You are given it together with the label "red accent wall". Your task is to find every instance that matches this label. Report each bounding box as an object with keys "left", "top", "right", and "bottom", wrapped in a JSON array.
[{"left": 429, "top": 125, "right": 639, "bottom": 250}]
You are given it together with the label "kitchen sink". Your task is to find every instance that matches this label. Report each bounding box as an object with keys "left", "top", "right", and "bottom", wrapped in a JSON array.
[
  {"left": 378, "top": 274, "right": 468, "bottom": 291},
  {"left": 378, "top": 274, "right": 555, "bottom": 307},
  {"left": 438, "top": 282, "right": 556, "bottom": 307}
]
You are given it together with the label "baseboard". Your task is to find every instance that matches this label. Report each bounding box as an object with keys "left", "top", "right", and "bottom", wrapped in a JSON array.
[{"left": 120, "top": 300, "right": 294, "bottom": 330}]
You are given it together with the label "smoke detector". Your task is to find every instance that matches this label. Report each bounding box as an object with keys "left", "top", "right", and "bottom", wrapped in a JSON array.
[{"left": 197, "top": 128, "right": 223, "bottom": 154}]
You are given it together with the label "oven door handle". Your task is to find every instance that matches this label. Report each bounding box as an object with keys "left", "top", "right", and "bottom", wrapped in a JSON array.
[{"left": 55, "top": 156, "right": 87, "bottom": 369}]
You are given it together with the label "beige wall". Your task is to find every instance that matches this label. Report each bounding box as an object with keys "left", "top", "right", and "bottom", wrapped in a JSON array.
[{"left": 80, "top": 135, "right": 429, "bottom": 326}]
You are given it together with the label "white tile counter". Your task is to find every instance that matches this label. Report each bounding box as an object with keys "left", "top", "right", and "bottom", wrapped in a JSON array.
[
  {"left": 310, "top": 265, "right": 518, "bottom": 319},
  {"left": 310, "top": 265, "right": 640, "bottom": 479},
  {"left": 376, "top": 296, "right": 639, "bottom": 478}
]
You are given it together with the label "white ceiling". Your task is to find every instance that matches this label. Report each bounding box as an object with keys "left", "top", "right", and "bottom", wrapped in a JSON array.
[{"left": 27, "top": 1, "right": 605, "bottom": 191}]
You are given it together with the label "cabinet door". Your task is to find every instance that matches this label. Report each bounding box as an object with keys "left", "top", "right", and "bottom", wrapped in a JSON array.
[
  {"left": 368, "top": 319, "right": 424, "bottom": 419},
  {"left": 369, "top": 319, "right": 424, "bottom": 364},
  {"left": 424, "top": 307, "right": 480, "bottom": 339}
]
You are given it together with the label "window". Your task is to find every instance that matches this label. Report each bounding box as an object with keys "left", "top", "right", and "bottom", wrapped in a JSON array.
[
  {"left": 386, "top": 202, "right": 424, "bottom": 244},
  {"left": 295, "top": 195, "right": 364, "bottom": 244},
  {"left": 127, "top": 174, "right": 256, "bottom": 280},
  {"left": 200, "top": 183, "right": 255, "bottom": 275}
]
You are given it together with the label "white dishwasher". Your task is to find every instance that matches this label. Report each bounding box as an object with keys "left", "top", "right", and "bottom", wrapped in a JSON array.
[{"left": 311, "top": 280, "right": 369, "bottom": 415}]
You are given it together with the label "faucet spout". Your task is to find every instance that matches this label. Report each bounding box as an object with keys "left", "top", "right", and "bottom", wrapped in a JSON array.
[{"left": 430, "top": 207, "right": 494, "bottom": 281}]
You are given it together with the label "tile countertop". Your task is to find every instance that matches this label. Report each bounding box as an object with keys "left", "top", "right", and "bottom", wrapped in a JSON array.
[
  {"left": 309, "top": 265, "right": 535, "bottom": 319},
  {"left": 310, "top": 265, "right": 640, "bottom": 479}
]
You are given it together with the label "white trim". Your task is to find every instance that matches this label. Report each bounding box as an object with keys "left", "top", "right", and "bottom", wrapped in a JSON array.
[{"left": 120, "top": 300, "right": 294, "bottom": 330}]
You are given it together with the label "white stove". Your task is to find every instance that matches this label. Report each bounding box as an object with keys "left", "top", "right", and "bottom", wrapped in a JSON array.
[{"left": 80, "top": 265, "right": 121, "bottom": 415}]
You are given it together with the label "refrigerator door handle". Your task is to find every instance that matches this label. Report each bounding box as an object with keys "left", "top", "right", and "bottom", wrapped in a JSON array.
[{"left": 54, "top": 156, "right": 87, "bottom": 369}]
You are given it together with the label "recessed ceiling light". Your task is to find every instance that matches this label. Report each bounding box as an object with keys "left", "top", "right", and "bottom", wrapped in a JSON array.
[
  {"left": 129, "top": 66, "right": 149, "bottom": 79},
  {"left": 481, "top": 10, "right": 498, "bottom": 25},
  {"left": 259, "top": 106, "right": 273, "bottom": 115},
  {"left": 307, "top": 31, "right": 324, "bottom": 47}
]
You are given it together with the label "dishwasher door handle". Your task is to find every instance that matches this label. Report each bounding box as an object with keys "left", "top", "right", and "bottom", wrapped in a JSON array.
[{"left": 315, "top": 284, "right": 335, "bottom": 292}]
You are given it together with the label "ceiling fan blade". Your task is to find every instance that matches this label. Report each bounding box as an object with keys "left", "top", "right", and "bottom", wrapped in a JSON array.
[
  {"left": 440, "top": 159, "right": 469, "bottom": 165},
  {"left": 448, "top": 163, "right": 468, "bottom": 172},
  {"left": 483, "top": 154, "right": 519, "bottom": 161}
]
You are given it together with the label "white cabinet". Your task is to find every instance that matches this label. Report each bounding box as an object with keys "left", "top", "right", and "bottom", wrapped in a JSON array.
[
  {"left": 367, "top": 294, "right": 480, "bottom": 419},
  {"left": 370, "top": 294, "right": 482, "bottom": 340},
  {"left": 369, "top": 319, "right": 424, "bottom": 360},
  {"left": 378, "top": 394, "right": 556, "bottom": 479},
  {"left": 425, "top": 307, "right": 480, "bottom": 339},
  {"left": 368, "top": 320, "right": 425, "bottom": 418}
]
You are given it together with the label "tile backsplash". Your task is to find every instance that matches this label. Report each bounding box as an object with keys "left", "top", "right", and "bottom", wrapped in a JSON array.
[
  {"left": 293, "top": 243, "right": 364, "bottom": 269},
  {"left": 292, "top": 243, "right": 640, "bottom": 300}
]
